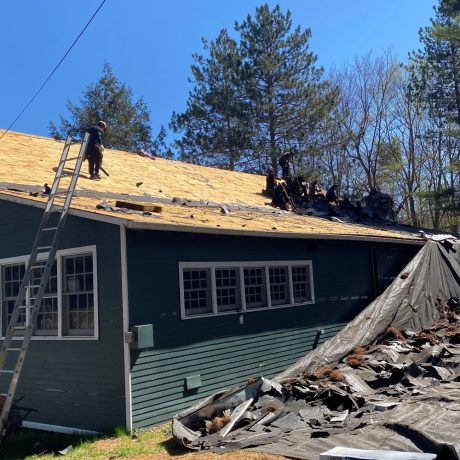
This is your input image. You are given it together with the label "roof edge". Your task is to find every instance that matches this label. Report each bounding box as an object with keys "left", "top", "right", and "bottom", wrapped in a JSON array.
[
  {"left": 126, "top": 220, "right": 424, "bottom": 245},
  {"left": 0, "top": 192, "right": 424, "bottom": 245}
]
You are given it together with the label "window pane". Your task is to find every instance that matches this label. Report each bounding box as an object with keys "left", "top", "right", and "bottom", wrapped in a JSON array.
[
  {"left": 2, "top": 264, "right": 27, "bottom": 330},
  {"left": 216, "top": 268, "right": 240, "bottom": 312},
  {"left": 63, "top": 254, "right": 95, "bottom": 336},
  {"left": 244, "top": 267, "right": 267, "bottom": 309},
  {"left": 36, "top": 297, "right": 58, "bottom": 333},
  {"left": 183, "top": 269, "right": 212, "bottom": 315},
  {"left": 292, "top": 265, "right": 312, "bottom": 303},
  {"left": 269, "top": 266, "right": 289, "bottom": 306},
  {"left": 84, "top": 255, "right": 93, "bottom": 272},
  {"left": 65, "top": 257, "right": 74, "bottom": 274}
]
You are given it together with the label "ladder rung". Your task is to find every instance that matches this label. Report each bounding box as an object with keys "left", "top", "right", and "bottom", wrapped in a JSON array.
[
  {"left": 17, "top": 305, "right": 31, "bottom": 309},
  {"left": 36, "top": 245, "right": 52, "bottom": 250},
  {"left": 12, "top": 326, "right": 27, "bottom": 330},
  {"left": 42, "top": 227, "right": 58, "bottom": 232},
  {"left": 5, "top": 348, "right": 22, "bottom": 352},
  {"left": 50, "top": 191, "right": 67, "bottom": 196},
  {"left": 61, "top": 156, "right": 79, "bottom": 162},
  {"left": 0, "top": 370, "right": 15, "bottom": 374}
]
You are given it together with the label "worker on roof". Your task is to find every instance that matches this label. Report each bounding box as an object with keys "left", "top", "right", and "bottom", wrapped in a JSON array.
[
  {"left": 85, "top": 121, "right": 106, "bottom": 180},
  {"left": 278, "top": 152, "right": 295, "bottom": 180}
]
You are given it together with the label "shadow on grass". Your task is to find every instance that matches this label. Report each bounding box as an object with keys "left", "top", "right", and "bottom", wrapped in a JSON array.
[
  {"left": 160, "top": 437, "right": 191, "bottom": 457},
  {"left": 0, "top": 428, "right": 104, "bottom": 459}
]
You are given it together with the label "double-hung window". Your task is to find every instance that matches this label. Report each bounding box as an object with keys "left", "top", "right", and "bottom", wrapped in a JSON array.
[
  {"left": 180, "top": 261, "right": 314, "bottom": 318},
  {"left": 0, "top": 246, "right": 97, "bottom": 339}
]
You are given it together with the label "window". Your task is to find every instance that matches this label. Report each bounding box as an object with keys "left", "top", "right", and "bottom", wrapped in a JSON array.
[
  {"left": 2, "top": 263, "right": 26, "bottom": 328},
  {"left": 269, "top": 266, "right": 289, "bottom": 306},
  {"left": 216, "top": 268, "right": 240, "bottom": 312},
  {"left": 244, "top": 267, "right": 266, "bottom": 309},
  {"left": 63, "top": 254, "right": 94, "bottom": 336},
  {"left": 180, "top": 261, "right": 314, "bottom": 318},
  {"left": 0, "top": 246, "right": 97, "bottom": 339},
  {"left": 292, "top": 265, "right": 312, "bottom": 303},
  {"left": 31, "top": 260, "right": 58, "bottom": 335},
  {"left": 183, "top": 269, "right": 212, "bottom": 315}
]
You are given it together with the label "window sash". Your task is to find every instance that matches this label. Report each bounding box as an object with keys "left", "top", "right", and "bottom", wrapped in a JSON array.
[
  {"left": 215, "top": 268, "right": 240, "bottom": 312},
  {"left": 0, "top": 247, "right": 97, "bottom": 339},
  {"left": 180, "top": 261, "right": 314, "bottom": 318},
  {"left": 62, "top": 254, "right": 95, "bottom": 336},
  {"left": 183, "top": 268, "right": 212, "bottom": 315},
  {"left": 244, "top": 267, "right": 267, "bottom": 309}
]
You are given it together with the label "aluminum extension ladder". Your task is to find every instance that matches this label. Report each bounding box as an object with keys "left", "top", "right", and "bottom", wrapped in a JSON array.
[{"left": 0, "top": 133, "right": 90, "bottom": 440}]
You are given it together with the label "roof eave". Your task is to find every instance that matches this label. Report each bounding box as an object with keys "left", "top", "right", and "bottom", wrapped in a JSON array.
[
  {"left": 125, "top": 220, "right": 424, "bottom": 245},
  {"left": 0, "top": 193, "right": 424, "bottom": 246}
]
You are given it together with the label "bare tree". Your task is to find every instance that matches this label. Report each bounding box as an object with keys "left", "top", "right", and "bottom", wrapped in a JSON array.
[{"left": 334, "top": 51, "right": 400, "bottom": 195}]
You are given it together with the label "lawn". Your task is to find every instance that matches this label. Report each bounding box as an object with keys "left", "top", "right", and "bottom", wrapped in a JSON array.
[{"left": 0, "top": 425, "right": 286, "bottom": 460}]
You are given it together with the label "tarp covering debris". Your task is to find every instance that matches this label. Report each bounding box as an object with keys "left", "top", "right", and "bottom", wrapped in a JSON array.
[{"left": 172, "top": 239, "right": 460, "bottom": 459}]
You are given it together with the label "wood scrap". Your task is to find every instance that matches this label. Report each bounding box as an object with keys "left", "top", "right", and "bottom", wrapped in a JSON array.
[{"left": 115, "top": 200, "right": 162, "bottom": 213}]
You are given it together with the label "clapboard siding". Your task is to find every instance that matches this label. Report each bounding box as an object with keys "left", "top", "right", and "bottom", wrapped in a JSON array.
[
  {"left": 127, "top": 230, "right": 419, "bottom": 428},
  {"left": 130, "top": 323, "right": 343, "bottom": 426},
  {"left": 0, "top": 200, "right": 125, "bottom": 432}
]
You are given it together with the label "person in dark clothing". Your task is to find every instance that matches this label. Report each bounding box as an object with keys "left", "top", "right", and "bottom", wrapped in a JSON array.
[
  {"left": 265, "top": 167, "right": 276, "bottom": 197},
  {"left": 278, "top": 152, "right": 295, "bottom": 180},
  {"left": 85, "top": 121, "right": 106, "bottom": 180},
  {"left": 308, "top": 180, "right": 324, "bottom": 199},
  {"left": 294, "top": 175, "right": 308, "bottom": 204},
  {"left": 326, "top": 184, "right": 338, "bottom": 203},
  {"left": 272, "top": 182, "right": 291, "bottom": 210}
]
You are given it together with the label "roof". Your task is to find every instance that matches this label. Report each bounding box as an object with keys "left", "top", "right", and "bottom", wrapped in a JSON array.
[{"left": 0, "top": 130, "right": 423, "bottom": 244}]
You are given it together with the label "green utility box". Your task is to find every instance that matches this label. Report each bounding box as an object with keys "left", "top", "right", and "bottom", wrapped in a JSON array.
[{"left": 131, "top": 324, "right": 154, "bottom": 349}]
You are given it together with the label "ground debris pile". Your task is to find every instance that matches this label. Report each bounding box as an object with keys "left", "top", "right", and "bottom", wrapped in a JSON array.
[{"left": 173, "top": 302, "right": 460, "bottom": 457}]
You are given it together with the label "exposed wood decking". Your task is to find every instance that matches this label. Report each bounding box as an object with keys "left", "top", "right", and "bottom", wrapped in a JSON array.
[{"left": 0, "top": 130, "right": 422, "bottom": 242}]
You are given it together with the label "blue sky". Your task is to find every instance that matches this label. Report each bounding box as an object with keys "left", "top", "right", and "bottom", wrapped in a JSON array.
[{"left": 1, "top": 0, "right": 436, "bottom": 142}]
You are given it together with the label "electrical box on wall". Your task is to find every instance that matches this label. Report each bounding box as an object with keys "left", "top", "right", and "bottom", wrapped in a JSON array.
[{"left": 131, "top": 324, "right": 154, "bottom": 349}]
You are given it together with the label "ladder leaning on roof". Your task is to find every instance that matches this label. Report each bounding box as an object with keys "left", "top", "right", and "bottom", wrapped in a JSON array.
[{"left": 0, "top": 133, "right": 90, "bottom": 440}]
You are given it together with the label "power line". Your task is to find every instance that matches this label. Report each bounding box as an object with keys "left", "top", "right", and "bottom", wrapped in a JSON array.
[{"left": 0, "top": 0, "right": 107, "bottom": 142}]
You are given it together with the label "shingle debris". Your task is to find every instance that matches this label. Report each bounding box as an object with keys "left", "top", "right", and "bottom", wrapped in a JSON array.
[{"left": 174, "top": 300, "right": 460, "bottom": 457}]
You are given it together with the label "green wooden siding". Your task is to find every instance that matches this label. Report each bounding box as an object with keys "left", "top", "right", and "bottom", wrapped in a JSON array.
[
  {"left": 127, "top": 230, "right": 420, "bottom": 428},
  {"left": 0, "top": 200, "right": 125, "bottom": 432}
]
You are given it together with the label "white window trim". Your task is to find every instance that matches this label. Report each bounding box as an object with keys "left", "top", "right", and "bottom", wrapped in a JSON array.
[
  {"left": 0, "top": 245, "right": 99, "bottom": 340},
  {"left": 179, "top": 260, "right": 315, "bottom": 320}
]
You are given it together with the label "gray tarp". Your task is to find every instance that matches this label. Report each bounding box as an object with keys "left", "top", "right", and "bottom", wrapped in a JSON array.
[
  {"left": 276, "top": 240, "right": 460, "bottom": 381},
  {"left": 172, "top": 239, "right": 460, "bottom": 459}
]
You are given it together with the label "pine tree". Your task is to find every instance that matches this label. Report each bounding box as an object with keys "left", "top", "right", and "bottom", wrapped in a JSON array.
[
  {"left": 409, "top": 0, "right": 460, "bottom": 228},
  {"left": 170, "top": 31, "right": 252, "bottom": 169},
  {"left": 171, "top": 4, "right": 336, "bottom": 173},
  {"left": 50, "top": 63, "right": 155, "bottom": 153},
  {"left": 236, "top": 4, "right": 336, "bottom": 171}
]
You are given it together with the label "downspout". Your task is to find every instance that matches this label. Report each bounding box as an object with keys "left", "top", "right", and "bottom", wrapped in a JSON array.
[{"left": 120, "top": 224, "right": 132, "bottom": 431}]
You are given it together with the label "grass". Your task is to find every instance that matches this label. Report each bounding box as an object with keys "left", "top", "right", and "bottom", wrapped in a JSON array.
[{"left": 0, "top": 425, "right": 286, "bottom": 459}]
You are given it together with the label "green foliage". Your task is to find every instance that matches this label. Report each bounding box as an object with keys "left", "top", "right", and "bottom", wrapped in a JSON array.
[
  {"left": 410, "top": 1, "right": 460, "bottom": 126},
  {"left": 49, "top": 63, "right": 159, "bottom": 153},
  {"left": 170, "top": 30, "right": 252, "bottom": 169},
  {"left": 172, "top": 3, "right": 337, "bottom": 173}
]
